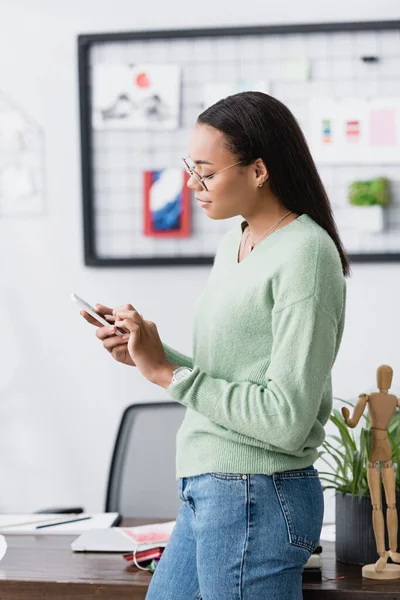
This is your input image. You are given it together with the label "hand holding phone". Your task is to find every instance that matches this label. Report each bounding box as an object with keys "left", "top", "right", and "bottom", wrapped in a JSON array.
[
  {"left": 71, "top": 293, "right": 136, "bottom": 367},
  {"left": 70, "top": 293, "right": 125, "bottom": 335}
]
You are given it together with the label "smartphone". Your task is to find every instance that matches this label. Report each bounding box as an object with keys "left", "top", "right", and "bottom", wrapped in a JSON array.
[{"left": 70, "top": 292, "right": 125, "bottom": 336}]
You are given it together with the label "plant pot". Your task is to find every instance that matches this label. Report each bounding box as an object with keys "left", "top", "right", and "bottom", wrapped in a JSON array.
[
  {"left": 336, "top": 491, "right": 400, "bottom": 565},
  {"left": 348, "top": 205, "right": 385, "bottom": 233}
]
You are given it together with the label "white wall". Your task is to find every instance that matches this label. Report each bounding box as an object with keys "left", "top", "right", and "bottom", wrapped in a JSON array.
[{"left": 0, "top": 0, "right": 400, "bottom": 521}]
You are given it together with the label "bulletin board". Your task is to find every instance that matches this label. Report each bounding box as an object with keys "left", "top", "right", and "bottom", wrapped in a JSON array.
[{"left": 78, "top": 20, "right": 400, "bottom": 266}]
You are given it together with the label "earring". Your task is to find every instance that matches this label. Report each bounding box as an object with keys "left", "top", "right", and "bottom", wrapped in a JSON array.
[{"left": 258, "top": 183, "right": 263, "bottom": 188}]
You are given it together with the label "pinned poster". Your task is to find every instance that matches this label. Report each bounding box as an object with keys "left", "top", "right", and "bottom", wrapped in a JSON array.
[
  {"left": 284, "top": 59, "right": 311, "bottom": 81},
  {"left": 308, "top": 97, "right": 400, "bottom": 164},
  {"left": 368, "top": 99, "right": 400, "bottom": 163},
  {"left": 308, "top": 98, "right": 342, "bottom": 164},
  {"left": 92, "top": 64, "right": 181, "bottom": 130},
  {"left": 338, "top": 98, "right": 369, "bottom": 161},
  {"left": 369, "top": 108, "right": 396, "bottom": 146},
  {"left": 0, "top": 108, "right": 31, "bottom": 151},
  {"left": 203, "top": 80, "right": 269, "bottom": 109},
  {"left": 143, "top": 169, "right": 191, "bottom": 238},
  {"left": 0, "top": 92, "right": 45, "bottom": 217}
]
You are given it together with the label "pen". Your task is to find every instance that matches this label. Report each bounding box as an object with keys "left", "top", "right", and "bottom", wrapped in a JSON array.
[
  {"left": 0, "top": 515, "right": 79, "bottom": 530},
  {"left": 35, "top": 516, "right": 92, "bottom": 529}
]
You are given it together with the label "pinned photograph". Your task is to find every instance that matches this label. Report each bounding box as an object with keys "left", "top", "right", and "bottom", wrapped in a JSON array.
[
  {"left": 92, "top": 64, "right": 181, "bottom": 130},
  {"left": 143, "top": 169, "right": 190, "bottom": 238}
]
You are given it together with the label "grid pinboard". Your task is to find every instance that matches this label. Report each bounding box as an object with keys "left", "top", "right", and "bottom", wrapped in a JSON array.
[{"left": 85, "top": 26, "right": 400, "bottom": 262}]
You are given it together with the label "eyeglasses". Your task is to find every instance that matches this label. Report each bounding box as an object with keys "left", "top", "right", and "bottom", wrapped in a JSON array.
[{"left": 182, "top": 156, "right": 242, "bottom": 191}]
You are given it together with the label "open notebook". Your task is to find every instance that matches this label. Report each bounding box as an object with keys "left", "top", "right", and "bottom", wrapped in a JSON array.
[{"left": 71, "top": 520, "right": 176, "bottom": 552}]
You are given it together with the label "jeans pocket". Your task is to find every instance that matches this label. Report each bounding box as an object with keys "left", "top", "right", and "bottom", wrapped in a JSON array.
[{"left": 273, "top": 467, "right": 324, "bottom": 554}]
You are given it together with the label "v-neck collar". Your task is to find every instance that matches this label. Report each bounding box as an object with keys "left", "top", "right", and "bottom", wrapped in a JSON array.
[{"left": 236, "top": 214, "right": 306, "bottom": 265}]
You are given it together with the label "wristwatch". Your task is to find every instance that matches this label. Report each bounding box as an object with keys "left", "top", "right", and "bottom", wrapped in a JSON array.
[{"left": 171, "top": 366, "right": 193, "bottom": 384}]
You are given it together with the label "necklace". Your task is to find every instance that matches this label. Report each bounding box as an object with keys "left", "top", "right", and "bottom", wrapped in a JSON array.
[{"left": 248, "top": 211, "right": 294, "bottom": 252}]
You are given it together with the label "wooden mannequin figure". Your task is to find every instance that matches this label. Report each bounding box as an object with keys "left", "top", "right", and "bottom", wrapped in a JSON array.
[{"left": 342, "top": 365, "right": 400, "bottom": 579}]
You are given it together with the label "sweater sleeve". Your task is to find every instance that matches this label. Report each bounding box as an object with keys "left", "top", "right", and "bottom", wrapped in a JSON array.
[
  {"left": 166, "top": 296, "right": 338, "bottom": 453},
  {"left": 162, "top": 343, "right": 194, "bottom": 369}
]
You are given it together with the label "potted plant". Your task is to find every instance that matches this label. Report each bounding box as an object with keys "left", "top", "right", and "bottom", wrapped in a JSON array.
[
  {"left": 347, "top": 177, "right": 391, "bottom": 234},
  {"left": 318, "top": 401, "right": 400, "bottom": 565}
]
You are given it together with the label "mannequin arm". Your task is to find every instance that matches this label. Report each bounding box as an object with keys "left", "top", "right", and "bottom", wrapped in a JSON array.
[{"left": 342, "top": 394, "right": 369, "bottom": 428}]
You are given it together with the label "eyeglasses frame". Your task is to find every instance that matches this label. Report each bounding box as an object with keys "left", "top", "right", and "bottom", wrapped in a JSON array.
[{"left": 182, "top": 156, "right": 243, "bottom": 191}]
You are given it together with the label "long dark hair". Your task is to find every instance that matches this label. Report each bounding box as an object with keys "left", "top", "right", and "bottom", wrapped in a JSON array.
[{"left": 198, "top": 92, "right": 351, "bottom": 277}]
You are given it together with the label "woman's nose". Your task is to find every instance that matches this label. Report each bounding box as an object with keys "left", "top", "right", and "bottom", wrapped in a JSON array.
[{"left": 186, "top": 173, "right": 203, "bottom": 191}]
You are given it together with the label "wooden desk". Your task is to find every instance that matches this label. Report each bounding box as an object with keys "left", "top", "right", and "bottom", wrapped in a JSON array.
[
  {"left": 1, "top": 520, "right": 400, "bottom": 599},
  {"left": 0, "top": 519, "right": 152, "bottom": 600}
]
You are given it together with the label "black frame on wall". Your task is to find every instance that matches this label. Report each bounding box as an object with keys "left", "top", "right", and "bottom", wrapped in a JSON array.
[{"left": 78, "top": 20, "right": 400, "bottom": 267}]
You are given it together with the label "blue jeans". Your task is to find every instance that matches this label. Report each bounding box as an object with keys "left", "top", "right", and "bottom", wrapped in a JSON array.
[{"left": 145, "top": 466, "right": 324, "bottom": 600}]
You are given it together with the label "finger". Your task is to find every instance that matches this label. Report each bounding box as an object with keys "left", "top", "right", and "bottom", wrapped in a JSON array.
[
  {"left": 114, "top": 319, "right": 140, "bottom": 334},
  {"left": 103, "top": 314, "right": 130, "bottom": 335},
  {"left": 113, "top": 304, "right": 136, "bottom": 315},
  {"left": 103, "top": 336, "right": 129, "bottom": 351},
  {"left": 114, "top": 310, "right": 143, "bottom": 324},
  {"left": 80, "top": 310, "right": 106, "bottom": 327},
  {"left": 94, "top": 303, "right": 114, "bottom": 316},
  {"left": 96, "top": 325, "right": 119, "bottom": 341}
]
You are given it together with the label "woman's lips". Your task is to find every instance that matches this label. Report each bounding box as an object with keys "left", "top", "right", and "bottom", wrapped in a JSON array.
[{"left": 196, "top": 197, "right": 212, "bottom": 206}]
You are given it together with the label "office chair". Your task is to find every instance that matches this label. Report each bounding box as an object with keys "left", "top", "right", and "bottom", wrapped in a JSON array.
[
  {"left": 105, "top": 401, "right": 185, "bottom": 518},
  {"left": 38, "top": 401, "right": 186, "bottom": 520}
]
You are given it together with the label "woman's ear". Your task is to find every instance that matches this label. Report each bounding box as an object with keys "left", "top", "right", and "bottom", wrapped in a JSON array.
[{"left": 254, "top": 158, "right": 269, "bottom": 187}]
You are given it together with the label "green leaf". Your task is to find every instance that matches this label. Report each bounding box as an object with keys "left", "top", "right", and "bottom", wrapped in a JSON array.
[
  {"left": 323, "top": 440, "right": 348, "bottom": 472},
  {"left": 319, "top": 454, "right": 344, "bottom": 477},
  {"left": 351, "top": 451, "right": 364, "bottom": 496},
  {"left": 317, "top": 399, "right": 400, "bottom": 499},
  {"left": 318, "top": 471, "right": 350, "bottom": 483},
  {"left": 330, "top": 413, "right": 357, "bottom": 452}
]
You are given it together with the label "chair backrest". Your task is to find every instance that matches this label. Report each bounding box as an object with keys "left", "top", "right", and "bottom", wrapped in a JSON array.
[{"left": 105, "top": 401, "right": 186, "bottom": 519}]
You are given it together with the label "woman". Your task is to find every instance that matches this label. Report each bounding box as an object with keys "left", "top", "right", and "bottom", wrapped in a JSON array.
[{"left": 82, "top": 92, "right": 349, "bottom": 599}]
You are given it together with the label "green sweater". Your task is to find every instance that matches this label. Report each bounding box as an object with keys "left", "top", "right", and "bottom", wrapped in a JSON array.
[{"left": 164, "top": 214, "right": 346, "bottom": 478}]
